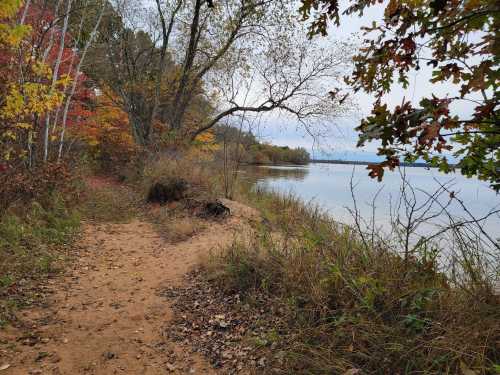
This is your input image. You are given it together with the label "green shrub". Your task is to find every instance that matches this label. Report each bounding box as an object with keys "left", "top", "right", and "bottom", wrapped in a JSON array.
[{"left": 0, "top": 195, "right": 80, "bottom": 323}]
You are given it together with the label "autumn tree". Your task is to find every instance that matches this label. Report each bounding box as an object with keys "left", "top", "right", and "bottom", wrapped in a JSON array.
[
  {"left": 195, "top": 23, "right": 353, "bottom": 140},
  {"left": 162, "top": 0, "right": 353, "bottom": 141},
  {"left": 84, "top": 0, "right": 177, "bottom": 147},
  {"left": 71, "top": 90, "right": 137, "bottom": 171},
  {"left": 0, "top": 0, "right": 65, "bottom": 168},
  {"left": 300, "top": 0, "right": 499, "bottom": 190},
  {"left": 86, "top": 0, "right": 353, "bottom": 148},
  {"left": 0, "top": 0, "right": 105, "bottom": 169}
]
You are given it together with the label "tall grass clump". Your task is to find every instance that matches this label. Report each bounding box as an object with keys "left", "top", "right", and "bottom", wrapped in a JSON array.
[
  {"left": 208, "top": 188, "right": 500, "bottom": 374},
  {"left": 141, "top": 154, "right": 219, "bottom": 201}
]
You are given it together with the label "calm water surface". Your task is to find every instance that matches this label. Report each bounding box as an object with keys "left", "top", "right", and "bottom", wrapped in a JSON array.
[{"left": 243, "top": 163, "right": 500, "bottom": 238}]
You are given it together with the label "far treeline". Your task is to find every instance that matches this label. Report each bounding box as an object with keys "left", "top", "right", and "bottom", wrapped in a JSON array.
[
  {"left": 213, "top": 125, "right": 310, "bottom": 165},
  {"left": 311, "top": 159, "right": 455, "bottom": 168}
]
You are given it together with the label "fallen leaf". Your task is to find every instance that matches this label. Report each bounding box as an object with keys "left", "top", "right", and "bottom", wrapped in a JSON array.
[
  {"left": 35, "top": 352, "right": 49, "bottom": 361},
  {"left": 166, "top": 363, "right": 176, "bottom": 372},
  {"left": 0, "top": 364, "right": 11, "bottom": 371},
  {"left": 460, "top": 362, "right": 477, "bottom": 375},
  {"left": 343, "top": 370, "right": 360, "bottom": 375}
]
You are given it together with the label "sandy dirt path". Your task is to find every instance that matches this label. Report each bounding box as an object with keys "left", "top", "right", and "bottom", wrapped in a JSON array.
[{"left": 0, "top": 200, "right": 257, "bottom": 375}]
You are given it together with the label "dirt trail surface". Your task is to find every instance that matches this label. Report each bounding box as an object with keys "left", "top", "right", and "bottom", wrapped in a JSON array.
[{"left": 0, "top": 200, "right": 258, "bottom": 375}]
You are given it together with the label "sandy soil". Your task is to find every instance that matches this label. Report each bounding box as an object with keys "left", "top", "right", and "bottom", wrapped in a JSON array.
[{"left": 0, "top": 200, "right": 258, "bottom": 375}]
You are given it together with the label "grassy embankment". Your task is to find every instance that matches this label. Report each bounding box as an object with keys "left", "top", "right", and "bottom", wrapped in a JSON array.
[
  {"left": 206, "top": 183, "right": 500, "bottom": 374},
  {"left": 0, "top": 199, "right": 80, "bottom": 326},
  {"left": 0, "top": 166, "right": 82, "bottom": 326}
]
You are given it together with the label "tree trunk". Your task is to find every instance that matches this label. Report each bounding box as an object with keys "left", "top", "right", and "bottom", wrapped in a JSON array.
[
  {"left": 170, "top": 0, "right": 202, "bottom": 131},
  {"left": 43, "top": 0, "right": 72, "bottom": 162},
  {"left": 19, "top": 0, "right": 32, "bottom": 24},
  {"left": 58, "top": 1, "right": 105, "bottom": 161},
  {"left": 129, "top": 114, "right": 148, "bottom": 147}
]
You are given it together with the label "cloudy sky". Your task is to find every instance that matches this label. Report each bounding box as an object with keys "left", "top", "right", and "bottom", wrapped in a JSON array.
[{"left": 252, "top": 4, "right": 475, "bottom": 161}]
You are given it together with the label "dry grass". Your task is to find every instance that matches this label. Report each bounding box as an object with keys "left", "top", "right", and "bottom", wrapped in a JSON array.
[
  {"left": 206, "top": 188, "right": 500, "bottom": 374},
  {"left": 136, "top": 155, "right": 217, "bottom": 243},
  {"left": 80, "top": 180, "right": 141, "bottom": 223},
  {"left": 147, "top": 204, "right": 206, "bottom": 243},
  {"left": 82, "top": 156, "right": 218, "bottom": 244},
  {"left": 142, "top": 155, "right": 219, "bottom": 201},
  {"left": 168, "top": 218, "right": 198, "bottom": 242}
]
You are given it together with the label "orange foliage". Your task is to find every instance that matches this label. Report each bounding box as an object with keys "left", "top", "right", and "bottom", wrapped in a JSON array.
[{"left": 72, "top": 92, "right": 137, "bottom": 169}]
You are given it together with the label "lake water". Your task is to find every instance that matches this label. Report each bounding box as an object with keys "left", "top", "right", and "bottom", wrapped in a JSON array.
[{"left": 243, "top": 163, "right": 500, "bottom": 240}]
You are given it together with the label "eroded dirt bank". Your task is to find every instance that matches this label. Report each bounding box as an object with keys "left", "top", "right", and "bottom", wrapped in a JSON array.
[{"left": 0, "top": 200, "right": 257, "bottom": 375}]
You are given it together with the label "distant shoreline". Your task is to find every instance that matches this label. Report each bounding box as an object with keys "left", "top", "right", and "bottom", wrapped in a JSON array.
[
  {"left": 245, "top": 160, "right": 455, "bottom": 168},
  {"left": 311, "top": 159, "right": 437, "bottom": 168}
]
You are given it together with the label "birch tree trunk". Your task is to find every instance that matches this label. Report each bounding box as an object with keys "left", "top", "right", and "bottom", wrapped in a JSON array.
[
  {"left": 52, "top": 12, "right": 86, "bottom": 134},
  {"left": 58, "top": 1, "right": 106, "bottom": 161},
  {"left": 19, "top": 0, "right": 32, "bottom": 25},
  {"left": 41, "top": 0, "right": 62, "bottom": 64},
  {"left": 27, "top": 0, "right": 61, "bottom": 167},
  {"left": 43, "top": 0, "right": 72, "bottom": 162}
]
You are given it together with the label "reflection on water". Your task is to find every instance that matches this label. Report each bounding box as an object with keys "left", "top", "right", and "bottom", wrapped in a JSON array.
[
  {"left": 240, "top": 165, "right": 309, "bottom": 181},
  {"left": 243, "top": 163, "right": 500, "bottom": 238}
]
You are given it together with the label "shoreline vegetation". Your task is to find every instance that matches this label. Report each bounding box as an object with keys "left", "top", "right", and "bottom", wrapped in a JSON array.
[
  {"left": 207, "top": 185, "right": 500, "bottom": 374},
  {"left": 214, "top": 125, "right": 311, "bottom": 166},
  {"left": 213, "top": 125, "right": 452, "bottom": 169},
  {"left": 247, "top": 159, "right": 454, "bottom": 168}
]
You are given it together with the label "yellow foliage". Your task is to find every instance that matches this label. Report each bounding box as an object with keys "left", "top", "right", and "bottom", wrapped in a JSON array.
[
  {"left": 15, "top": 122, "right": 32, "bottom": 130},
  {"left": 32, "top": 60, "right": 53, "bottom": 77},
  {"left": 0, "top": 0, "right": 67, "bottom": 163},
  {"left": 0, "top": 0, "right": 30, "bottom": 47},
  {"left": 0, "top": 0, "right": 23, "bottom": 18},
  {"left": 1, "top": 82, "right": 64, "bottom": 119},
  {"left": 0, "top": 23, "right": 30, "bottom": 46},
  {"left": 194, "top": 131, "right": 220, "bottom": 152},
  {"left": 185, "top": 131, "right": 220, "bottom": 162}
]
